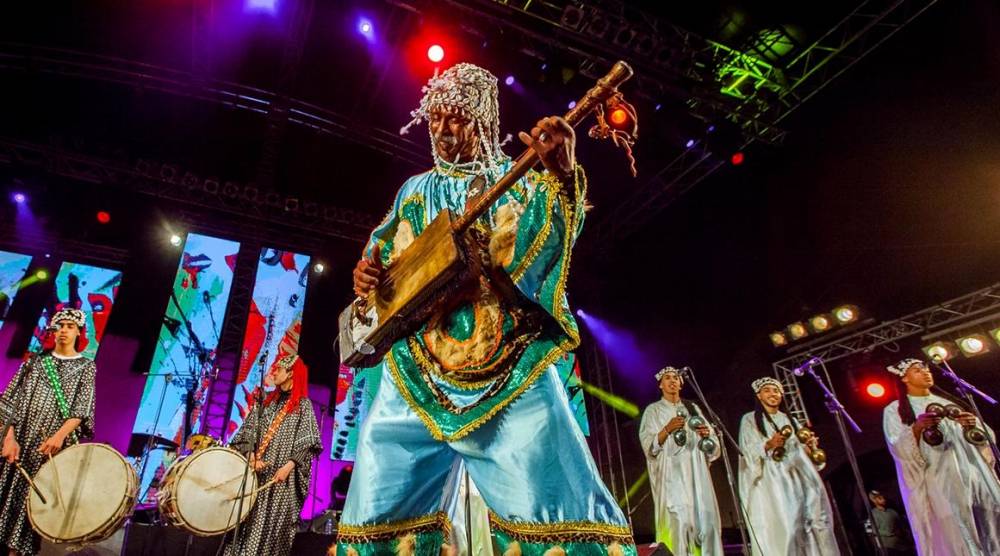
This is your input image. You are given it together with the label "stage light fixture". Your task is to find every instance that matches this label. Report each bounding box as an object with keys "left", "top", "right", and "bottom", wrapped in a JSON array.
[
  {"left": 12, "top": 192, "right": 26, "bottom": 204},
  {"left": 504, "top": 75, "right": 515, "bottom": 86},
  {"left": 313, "top": 262, "right": 325, "bottom": 274},
  {"left": 991, "top": 327, "right": 1000, "bottom": 346},
  {"left": 808, "top": 314, "right": 833, "bottom": 333},
  {"left": 685, "top": 139, "right": 695, "bottom": 149},
  {"left": 787, "top": 322, "right": 809, "bottom": 340},
  {"left": 245, "top": 0, "right": 277, "bottom": 14},
  {"left": 833, "top": 305, "right": 859, "bottom": 324},
  {"left": 427, "top": 44, "right": 445, "bottom": 63},
  {"left": 922, "top": 341, "right": 955, "bottom": 362},
  {"left": 956, "top": 333, "right": 990, "bottom": 357},
  {"left": 169, "top": 234, "right": 183, "bottom": 247},
  {"left": 731, "top": 151, "right": 745, "bottom": 165},
  {"left": 96, "top": 211, "right": 111, "bottom": 224},
  {"left": 567, "top": 100, "right": 577, "bottom": 110},
  {"left": 655, "top": 104, "right": 662, "bottom": 111},
  {"left": 865, "top": 382, "right": 886, "bottom": 399},
  {"left": 769, "top": 332, "right": 788, "bottom": 347},
  {"left": 35, "top": 269, "right": 49, "bottom": 280}
]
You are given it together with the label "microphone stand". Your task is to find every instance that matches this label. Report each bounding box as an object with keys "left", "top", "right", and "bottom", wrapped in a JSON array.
[
  {"left": 930, "top": 357, "right": 1000, "bottom": 474},
  {"left": 684, "top": 368, "right": 751, "bottom": 556},
  {"left": 797, "top": 358, "right": 885, "bottom": 556}
]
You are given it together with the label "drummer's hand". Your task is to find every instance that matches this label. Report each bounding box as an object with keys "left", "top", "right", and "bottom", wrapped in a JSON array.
[
  {"left": 248, "top": 453, "right": 267, "bottom": 472},
  {"left": 353, "top": 245, "right": 384, "bottom": 297},
  {"left": 1, "top": 436, "right": 19, "bottom": 463},
  {"left": 38, "top": 433, "right": 65, "bottom": 456},
  {"left": 273, "top": 461, "right": 295, "bottom": 484}
]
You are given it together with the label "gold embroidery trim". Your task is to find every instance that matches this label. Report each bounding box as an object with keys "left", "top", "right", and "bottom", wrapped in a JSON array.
[
  {"left": 337, "top": 511, "right": 452, "bottom": 543},
  {"left": 488, "top": 511, "right": 634, "bottom": 544},
  {"left": 387, "top": 343, "right": 565, "bottom": 442},
  {"left": 509, "top": 174, "right": 557, "bottom": 283}
]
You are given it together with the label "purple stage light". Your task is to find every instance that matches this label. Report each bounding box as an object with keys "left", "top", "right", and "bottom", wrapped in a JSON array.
[
  {"left": 357, "top": 17, "right": 375, "bottom": 41},
  {"left": 245, "top": 0, "right": 277, "bottom": 14},
  {"left": 567, "top": 100, "right": 577, "bottom": 110},
  {"left": 655, "top": 103, "right": 662, "bottom": 111},
  {"left": 576, "top": 310, "right": 659, "bottom": 385},
  {"left": 504, "top": 75, "right": 515, "bottom": 86},
  {"left": 12, "top": 192, "right": 26, "bottom": 204},
  {"left": 685, "top": 139, "right": 695, "bottom": 148}
]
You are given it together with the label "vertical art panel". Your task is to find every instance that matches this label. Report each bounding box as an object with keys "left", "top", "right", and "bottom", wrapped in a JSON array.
[
  {"left": 0, "top": 250, "right": 32, "bottom": 331},
  {"left": 226, "top": 248, "right": 310, "bottom": 440},
  {"left": 27, "top": 261, "right": 123, "bottom": 358},
  {"left": 130, "top": 233, "right": 240, "bottom": 502}
]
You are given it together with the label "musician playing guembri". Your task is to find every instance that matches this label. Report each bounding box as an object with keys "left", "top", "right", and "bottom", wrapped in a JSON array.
[
  {"left": 333, "top": 63, "right": 634, "bottom": 555},
  {"left": 0, "top": 309, "right": 96, "bottom": 556}
]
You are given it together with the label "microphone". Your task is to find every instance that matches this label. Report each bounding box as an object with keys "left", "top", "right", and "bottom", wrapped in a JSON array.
[{"left": 792, "top": 356, "right": 822, "bottom": 376}]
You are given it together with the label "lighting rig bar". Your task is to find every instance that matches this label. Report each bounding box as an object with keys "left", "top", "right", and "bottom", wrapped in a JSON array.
[
  {"left": 593, "top": 0, "right": 941, "bottom": 243},
  {"left": 773, "top": 282, "right": 1000, "bottom": 425},
  {"left": 0, "top": 137, "right": 380, "bottom": 243}
]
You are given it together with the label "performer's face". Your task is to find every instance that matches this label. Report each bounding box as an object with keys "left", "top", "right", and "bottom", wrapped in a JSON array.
[
  {"left": 429, "top": 106, "right": 480, "bottom": 163},
  {"left": 658, "top": 374, "right": 682, "bottom": 398},
  {"left": 901, "top": 363, "right": 933, "bottom": 389},
  {"left": 269, "top": 365, "right": 294, "bottom": 392},
  {"left": 756, "top": 385, "right": 783, "bottom": 409},
  {"left": 54, "top": 321, "right": 80, "bottom": 348}
]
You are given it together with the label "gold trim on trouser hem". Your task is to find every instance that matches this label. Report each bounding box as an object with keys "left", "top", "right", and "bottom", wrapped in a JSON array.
[
  {"left": 488, "top": 511, "right": 634, "bottom": 545},
  {"left": 336, "top": 512, "right": 453, "bottom": 544}
]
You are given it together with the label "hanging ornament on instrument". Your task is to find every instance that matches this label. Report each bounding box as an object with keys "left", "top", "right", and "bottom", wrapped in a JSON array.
[{"left": 588, "top": 93, "right": 639, "bottom": 177}]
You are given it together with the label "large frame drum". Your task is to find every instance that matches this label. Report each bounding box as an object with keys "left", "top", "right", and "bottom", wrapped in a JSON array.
[
  {"left": 28, "top": 443, "right": 138, "bottom": 545},
  {"left": 157, "top": 446, "right": 258, "bottom": 536}
]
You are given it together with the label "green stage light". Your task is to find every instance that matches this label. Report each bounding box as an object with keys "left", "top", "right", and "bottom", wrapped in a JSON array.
[
  {"left": 617, "top": 470, "right": 649, "bottom": 507},
  {"left": 579, "top": 381, "right": 639, "bottom": 419}
]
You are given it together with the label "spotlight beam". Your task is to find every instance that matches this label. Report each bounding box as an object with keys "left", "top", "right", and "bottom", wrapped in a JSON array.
[{"left": 579, "top": 380, "right": 639, "bottom": 418}]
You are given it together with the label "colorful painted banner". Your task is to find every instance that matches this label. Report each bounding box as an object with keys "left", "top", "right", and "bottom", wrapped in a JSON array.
[
  {"left": 130, "top": 233, "right": 240, "bottom": 501},
  {"left": 0, "top": 250, "right": 33, "bottom": 332},
  {"left": 27, "top": 261, "right": 122, "bottom": 359},
  {"left": 225, "top": 248, "right": 310, "bottom": 440}
]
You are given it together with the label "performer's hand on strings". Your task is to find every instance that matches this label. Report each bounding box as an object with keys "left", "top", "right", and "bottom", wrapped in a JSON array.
[
  {"left": 273, "top": 461, "right": 295, "bottom": 484},
  {"left": 1, "top": 436, "right": 20, "bottom": 463},
  {"left": 662, "top": 415, "right": 686, "bottom": 434},
  {"left": 765, "top": 431, "right": 787, "bottom": 452},
  {"left": 519, "top": 116, "right": 576, "bottom": 183},
  {"left": 38, "top": 433, "right": 66, "bottom": 456},
  {"left": 353, "top": 244, "right": 384, "bottom": 297},
  {"left": 248, "top": 453, "right": 267, "bottom": 473}
]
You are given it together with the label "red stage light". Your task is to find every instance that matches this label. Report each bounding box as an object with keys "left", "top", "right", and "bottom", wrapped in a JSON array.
[
  {"left": 865, "top": 382, "right": 886, "bottom": 399},
  {"left": 609, "top": 108, "right": 628, "bottom": 125},
  {"left": 96, "top": 211, "right": 111, "bottom": 224},
  {"left": 427, "top": 44, "right": 444, "bottom": 63},
  {"left": 731, "top": 151, "right": 745, "bottom": 165}
]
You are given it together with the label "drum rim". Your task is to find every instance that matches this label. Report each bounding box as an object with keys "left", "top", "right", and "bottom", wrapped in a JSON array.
[
  {"left": 27, "top": 443, "right": 137, "bottom": 545},
  {"left": 164, "top": 446, "right": 258, "bottom": 537}
]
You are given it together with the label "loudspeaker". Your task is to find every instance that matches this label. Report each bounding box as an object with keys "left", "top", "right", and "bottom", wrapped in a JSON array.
[{"left": 636, "top": 543, "right": 673, "bottom": 556}]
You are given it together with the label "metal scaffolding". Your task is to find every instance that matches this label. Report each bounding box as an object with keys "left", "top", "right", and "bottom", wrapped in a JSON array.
[
  {"left": 593, "top": 0, "right": 942, "bottom": 243},
  {"left": 0, "top": 137, "right": 379, "bottom": 244},
  {"left": 772, "top": 282, "right": 1000, "bottom": 424}
]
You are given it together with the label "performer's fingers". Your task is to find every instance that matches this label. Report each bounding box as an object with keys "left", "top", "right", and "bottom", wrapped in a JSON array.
[{"left": 518, "top": 131, "right": 536, "bottom": 148}]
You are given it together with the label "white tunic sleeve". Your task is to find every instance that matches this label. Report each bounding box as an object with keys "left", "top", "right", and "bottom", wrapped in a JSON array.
[
  {"left": 639, "top": 405, "right": 664, "bottom": 458},
  {"left": 739, "top": 413, "right": 768, "bottom": 483},
  {"left": 883, "top": 401, "right": 926, "bottom": 480}
]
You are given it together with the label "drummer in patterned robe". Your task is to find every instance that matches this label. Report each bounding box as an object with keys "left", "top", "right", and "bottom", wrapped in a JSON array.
[
  {"left": 333, "top": 63, "right": 634, "bottom": 556},
  {"left": 0, "top": 309, "right": 97, "bottom": 556},
  {"left": 222, "top": 353, "right": 322, "bottom": 556}
]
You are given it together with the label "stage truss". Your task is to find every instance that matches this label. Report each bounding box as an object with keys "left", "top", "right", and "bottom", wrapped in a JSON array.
[{"left": 772, "top": 283, "right": 1000, "bottom": 425}]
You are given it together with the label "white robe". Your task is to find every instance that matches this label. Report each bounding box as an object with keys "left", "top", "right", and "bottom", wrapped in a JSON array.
[
  {"left": 639, "top": 399, "right": 723, "bottom": 556},
  {"left": 883, "top": 394, "right": 1000, "bottom": 556},
  {"left": 738, "top": 411, "right": 840, "bottom": 556}
]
